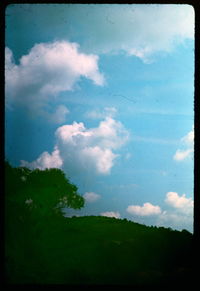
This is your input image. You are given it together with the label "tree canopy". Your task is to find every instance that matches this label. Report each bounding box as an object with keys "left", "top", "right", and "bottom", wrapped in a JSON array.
[{"left": 5, "top": 161, "right": 84, "bottom": 217}]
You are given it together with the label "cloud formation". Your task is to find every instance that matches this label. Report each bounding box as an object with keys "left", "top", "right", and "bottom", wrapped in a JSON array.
[
  {"left": 56, "top": 116, "right": 129, "bottom": 175},
  {"left": 165, "top": 191, "right": 193, "bottom": 214},
  {"left": 21, "top": 147, "right": 63, "bottom": 170},
  {"left": 5, "top": 41, "right": 104, "bottom": 121},
  {"left": 173, "top": 127, "right": 194, "bottom": 161},
  {"left": 77, "top": 4, "right": 194, "bottom": 62},
  {"left": 126, "top": 191, "right": 193, "bottom": 231},
  {"left": 126, "top": 202, "right": 161, "bottom": 216},
  {"left": 100, "top": 211, "right": 121, "bottom": 219},
  {"left": 83, "top": 192, "right": 101, "bottom": 203},
  {"left": 20, "top": 116, "right": 129, "bottom": 177},
  {"left": 157, "top": 211, "right": 193, "bottom": 231},
  {"left": 157, "top": 191, "right": 193, "bottom": 231},
  {"left": 173, "top": 149, "right": 193, "bottom": 161}
]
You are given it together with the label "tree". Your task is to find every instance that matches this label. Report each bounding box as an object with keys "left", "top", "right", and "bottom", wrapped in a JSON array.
[
  {"left": 5, "top": 161, "right": 85, "bottom": 283},
  {"left": 5, "top": 161, "right": 84, "bottom": 217}
]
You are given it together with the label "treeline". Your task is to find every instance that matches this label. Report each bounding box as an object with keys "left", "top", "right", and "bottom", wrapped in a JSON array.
[{"left": 5, "top": 162, "right": 194, "bottom": 285}]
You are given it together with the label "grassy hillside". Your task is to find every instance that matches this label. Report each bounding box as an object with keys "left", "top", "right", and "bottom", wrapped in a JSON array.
[
  {"left": 5, "top": 162, "right": 195, "bottom": 286},
  {"left": 5, "top": 215, "right": 194, "bottom": 286}
]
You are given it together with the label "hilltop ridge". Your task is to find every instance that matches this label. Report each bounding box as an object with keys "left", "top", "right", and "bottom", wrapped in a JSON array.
[
  {"left": 5, "top": 163, "right": 195, "bottom": 285},
  {"left": 6, "top": 214, "right": 194, "bottom": 285}
]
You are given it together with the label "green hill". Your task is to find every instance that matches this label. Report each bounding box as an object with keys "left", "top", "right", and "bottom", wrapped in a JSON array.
[
  {"left": 5, "top": 214, "right": 194, "bottom": 286},
  {"left": 5, "top": 162, "right": 194, "bottom": 286}
]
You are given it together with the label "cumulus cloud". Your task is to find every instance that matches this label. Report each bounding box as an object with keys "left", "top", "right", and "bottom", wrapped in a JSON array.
[
  {"left": 83, "top": 192, "right": 101, "bottom": 203},
  {"left": 173, "top": 127, "right": 194, "bottom": 161},
  {"left": 100, "top": 211, "right": 121, "bottom": 219},
  {"left": 5, "top": 41, "right": 104, "bottom": 121},
  {"left": 157, "top": 210, "right": 193, "bottom": 232},
  {"left": 156, "top": 191, "right": 193, "bottom": 231},
  {"left": 78, "top": 4, "right": 194, "bottom": 62},
  {"left": 126, "top": 202, "right": 162, "bottom": 216},
  {"left": 21, "top": 147, "right": 63, "bottom": 170},
  {"left": 55, "top": 116, "right": 129, "bottom": 175},
  {"left": 165, "top": 192, "right": 193, "bottom": 214},
  {"left": 20, "top": 116, "right": 129, "bottom": 177},
  {"left": 126, "top": 191, "right": 193, "bottom": 231}
]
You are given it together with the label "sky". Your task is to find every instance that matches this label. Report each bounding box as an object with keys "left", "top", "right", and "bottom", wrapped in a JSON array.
[{"left": 5, "top": 4, "right": 194, "bottom": 232}]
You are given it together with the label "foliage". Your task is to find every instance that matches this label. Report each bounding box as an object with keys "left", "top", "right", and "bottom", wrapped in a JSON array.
[
  {"left": 5, "top": 162, "right": 194, "bottom": 286},
  {"left": 5, "top": 161, "right": 84, "bottom": 216}
]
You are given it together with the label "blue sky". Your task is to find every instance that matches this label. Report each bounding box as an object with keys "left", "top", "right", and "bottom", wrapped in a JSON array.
[{"left": 5, "top": 4, "right": 194, "bottom": 232}]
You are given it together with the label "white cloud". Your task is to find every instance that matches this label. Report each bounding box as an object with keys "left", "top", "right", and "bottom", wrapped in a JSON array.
[
  {"left": 21, "top": 146, "right": 63, "bottom": 170},
  {"left": 81, "top": 146, "right": 116, "bottom": 174},
  {"left": 157, "top": 210, "right": 193, "bottom": 232},
  {"left": 100, "top": 211, "right": 121, "bottom": 219},
  {"left": 173, "top": 127, "right": 194, "bottom": 161},
  {"left": 165, "top": 192, "right": 193, "bottom": 214},
  {"left": 181, "top": 126, "right": 194, "bottom": 146},
  {"left": 125, "top": 191, "right": 193, "bottom": 232},
  {"left": 173, "top": 149, "right": 193, "bottom": 161},
  {"left": 55, "top": 116, "right": 129, "bottom": 175},
  {"left": 21, "top": 116, "right": 129, "bottom": 177},
  {"left": 5, "top": 47, "right": 15, "bottom": 72},
  {"left": 79, "top": 4, "right": 194, "bottom": 62},
  {"left": 156, "top": 191, "right": 193, "bottom": 231},
  {"left": 126, "top": 202, "right": 161, "bottom": 216},
  {"left": 83, "top": 192, "right": 101, "bottom": 203},
  {"left": 5, "top": 41, "right": 104, "bottom": 121}
]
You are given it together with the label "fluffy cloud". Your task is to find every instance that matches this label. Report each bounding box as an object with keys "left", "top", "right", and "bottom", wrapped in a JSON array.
[
  {"left": 83, "top": 192, "right": 101, "bottom": 203},
  {"left": 156, "top": 191, "right": 193, "bottom": 231},
  {"left": 157, "top": 210, "right": 193, "bottom": 231},
  {"left": 126, "top": 191, "right": 193, "bottom": 231},
  {"left": 20, "top": 116, "right": 129, "bottom": 176},
  {"left": 21, "top": 147, "right": 63, "bottom": 170},
  {"left": 165, "top": 192, "right": 193, "bottom": 214},
  {"left": 126, "top": 202, "right": 161, "bottom": 216},
  {"left": 100, "top": 211, "right": 121, "bottom": 219},
  {"left": 77, "top": 4, "right": 194, "bottom": 62},
  {"left": 5, "top": 41, "right": 104, "bottom": 121},
  {"left": 173, "top": 127, "right": 194, "bottom": 161},
  {"left": 56, "top": 117, "right": 129, "bottom": 175}
]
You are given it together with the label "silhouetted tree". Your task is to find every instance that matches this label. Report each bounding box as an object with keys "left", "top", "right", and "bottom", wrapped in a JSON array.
[
  {"left": 5, "top": 161, "right": 84, "bottom": 217},
  {"left": 5, "top": 161, "right": 85, "bottom": 283}
]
